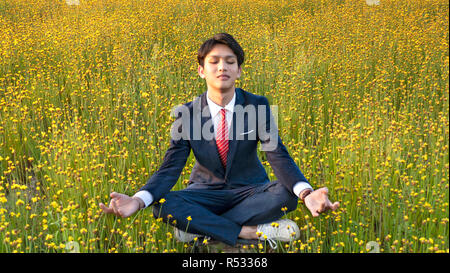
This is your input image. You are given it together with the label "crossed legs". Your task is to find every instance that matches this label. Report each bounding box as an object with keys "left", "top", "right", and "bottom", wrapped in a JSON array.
[{"left": 152, "top": 181, "right": 298, "bottom": 246}]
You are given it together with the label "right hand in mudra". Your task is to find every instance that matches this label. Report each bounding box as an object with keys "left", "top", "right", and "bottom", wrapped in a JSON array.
[{"left": 99, "top": 192, "right": 143, "bottom": 218}]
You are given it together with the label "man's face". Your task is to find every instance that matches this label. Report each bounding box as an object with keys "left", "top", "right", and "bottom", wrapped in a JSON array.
[{"left": 198, "top": 43, "right": 242, "bottom": 93}]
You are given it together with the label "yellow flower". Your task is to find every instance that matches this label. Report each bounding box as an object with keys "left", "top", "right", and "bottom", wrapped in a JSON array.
[
  {"left": 159, "top": 198, "right": 166, "bottom": 204},
  {"left": 51, "top": 201, "right": 58, "bottom": 209},
  {"left": 186, "top": 216, "right": 192, "bottom": 221}
]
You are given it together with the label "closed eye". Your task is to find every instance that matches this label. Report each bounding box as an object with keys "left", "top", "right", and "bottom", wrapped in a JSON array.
[{"left": 210, "top": 61, "right": 235, "bottom": 64}]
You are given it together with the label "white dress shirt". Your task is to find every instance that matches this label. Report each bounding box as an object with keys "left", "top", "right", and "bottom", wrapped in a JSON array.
[
  {"left": 133, "top": 90, "right": 313, "bottom": 208},
  {"left": 206, "top": 90, "right": 235, "bottom": 139}
]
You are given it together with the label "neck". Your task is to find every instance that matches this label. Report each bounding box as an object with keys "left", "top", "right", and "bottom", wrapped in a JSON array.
[{"left": 207, "top": 86, "right": 235, "bottom": 107}]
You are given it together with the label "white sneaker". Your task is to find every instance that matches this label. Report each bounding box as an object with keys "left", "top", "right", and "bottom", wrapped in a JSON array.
[
  {"left": 256, "top": 219, "right": 300, "bottom": 249},
  {"left": 173, "top": 227, "right": 203, "bottom": 243}
]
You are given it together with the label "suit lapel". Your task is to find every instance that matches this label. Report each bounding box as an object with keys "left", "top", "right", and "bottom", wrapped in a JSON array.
[
  {"left": 198, "top": 91, "right": 226, "bottom": 176},
  {"left": 225, "top": 88, "right": 245, "bottom": 179}
]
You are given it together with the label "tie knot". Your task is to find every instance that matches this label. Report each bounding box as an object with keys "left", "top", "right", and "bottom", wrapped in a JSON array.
[{"left": 220, "top": 108, "right": 226, "bottom": 117}]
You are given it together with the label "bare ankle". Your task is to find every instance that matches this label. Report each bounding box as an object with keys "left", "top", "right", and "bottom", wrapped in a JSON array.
[{"left": 238, "top": 225, "right": 258, "bottom": 240}]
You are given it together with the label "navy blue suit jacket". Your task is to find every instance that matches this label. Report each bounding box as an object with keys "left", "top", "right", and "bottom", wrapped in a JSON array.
[{"left": 139, "top": 88, "right": 310, "bottom": 205}]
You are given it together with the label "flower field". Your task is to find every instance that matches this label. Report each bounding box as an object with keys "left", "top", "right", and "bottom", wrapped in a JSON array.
[{"left": 0, "top": 0, "right": 448, "bottom": 253}]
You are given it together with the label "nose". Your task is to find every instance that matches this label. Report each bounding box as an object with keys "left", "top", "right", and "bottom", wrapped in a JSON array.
[{"left": 218, "top": 59, "right": 227, "bottom": 71}]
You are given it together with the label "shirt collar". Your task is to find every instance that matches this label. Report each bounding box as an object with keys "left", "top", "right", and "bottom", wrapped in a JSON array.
[{"left": 206, "top": 89, "right": 236, "bottom": 118}]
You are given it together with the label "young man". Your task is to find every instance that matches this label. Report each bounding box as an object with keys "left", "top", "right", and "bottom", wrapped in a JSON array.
[{"left": 100, "top": 33, "right": 339, "bottom": 247}]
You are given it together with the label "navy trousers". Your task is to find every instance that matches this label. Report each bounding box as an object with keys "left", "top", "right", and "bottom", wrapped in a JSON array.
[{"left": 152, "top": 181, "right": 298, "bottom": 246}]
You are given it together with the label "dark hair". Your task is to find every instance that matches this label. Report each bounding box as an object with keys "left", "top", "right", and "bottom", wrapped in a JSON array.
[{"left": 197, "top": 33, "right": 245, "bottom": 68}]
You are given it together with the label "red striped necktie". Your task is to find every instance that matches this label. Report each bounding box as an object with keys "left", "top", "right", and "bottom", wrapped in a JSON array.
[{"left": 216, "top": 108, "right": 229, "bottom": 168}]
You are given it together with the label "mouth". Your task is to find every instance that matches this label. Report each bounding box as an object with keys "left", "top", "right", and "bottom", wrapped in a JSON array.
[{"left": 217, "top": 75, "right": 230, "bottom": 80}]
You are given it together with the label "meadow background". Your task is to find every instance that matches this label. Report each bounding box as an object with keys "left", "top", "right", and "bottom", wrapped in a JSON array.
[{"left": 0, "top": 0, "right": 448, "bottom": 253}]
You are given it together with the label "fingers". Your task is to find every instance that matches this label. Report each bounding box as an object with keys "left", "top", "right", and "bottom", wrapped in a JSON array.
[
  {"left": 110, "top": 192, "right": 121, "bottom": 199},
  {"left": 99, "top": 202, "right": 114, "bottom": 214},
  {"left": 307, "top": 187, "right": 339, "bottom": 217},
  {"left": 100, "top": 199, "right": 126, "bottom": 217},
  {"left": 319, "top": 187, "right": 328, "bottom": 195},
  {"left": 111, "top": 199, "right": 121, "bottom": 216},
  {"left": 317, "top": 202, "right": 326, "bottom": 213},
  {"left": 321, "top": 198, "right": 340, "bottom": 212},
  {"left": 99, "top": 192, "right": 130, "bottom": 217},
  {"left": 331, "top": 201, "right": 340, "bottom": 210},
  {"left": 100, "top": 200, "right": 123, "bottom": 217}
]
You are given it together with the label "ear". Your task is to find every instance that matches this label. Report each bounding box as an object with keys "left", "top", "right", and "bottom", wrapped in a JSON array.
[
  {"left": 237, "top": 66, "right": 242, "bottom": 79},
  {"left": 198, "top": 65, "right": 205, "bottom": 79}
]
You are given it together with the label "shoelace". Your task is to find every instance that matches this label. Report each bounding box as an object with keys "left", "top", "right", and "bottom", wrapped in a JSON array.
[
  {"left": 266, "top": 238, "right": 277, "bottom": 249},
  {"left": 258, "top": 226, "right": 279, "bottom": 249}
]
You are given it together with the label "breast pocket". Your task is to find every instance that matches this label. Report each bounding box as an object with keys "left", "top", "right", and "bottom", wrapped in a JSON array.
[{"left": 238, "top": 129, "right": 257, "bottom": 141}]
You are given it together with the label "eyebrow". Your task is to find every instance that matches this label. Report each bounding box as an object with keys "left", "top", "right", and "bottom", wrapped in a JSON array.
[{"left": 208, "top": 55, "right": 237, "bottom": 59}]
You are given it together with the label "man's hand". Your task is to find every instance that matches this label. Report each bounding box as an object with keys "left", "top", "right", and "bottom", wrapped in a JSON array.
[
  {"left": 304, "top": 187, "right": 340, "bottom": 217},
  {"left": 99, "top": 192, "right": 142, "bottom": 218}
]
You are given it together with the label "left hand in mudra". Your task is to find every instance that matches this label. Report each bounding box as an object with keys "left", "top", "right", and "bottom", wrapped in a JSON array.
[{"left": 304, "top": 187, "right": 340, "bottom": 217}]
